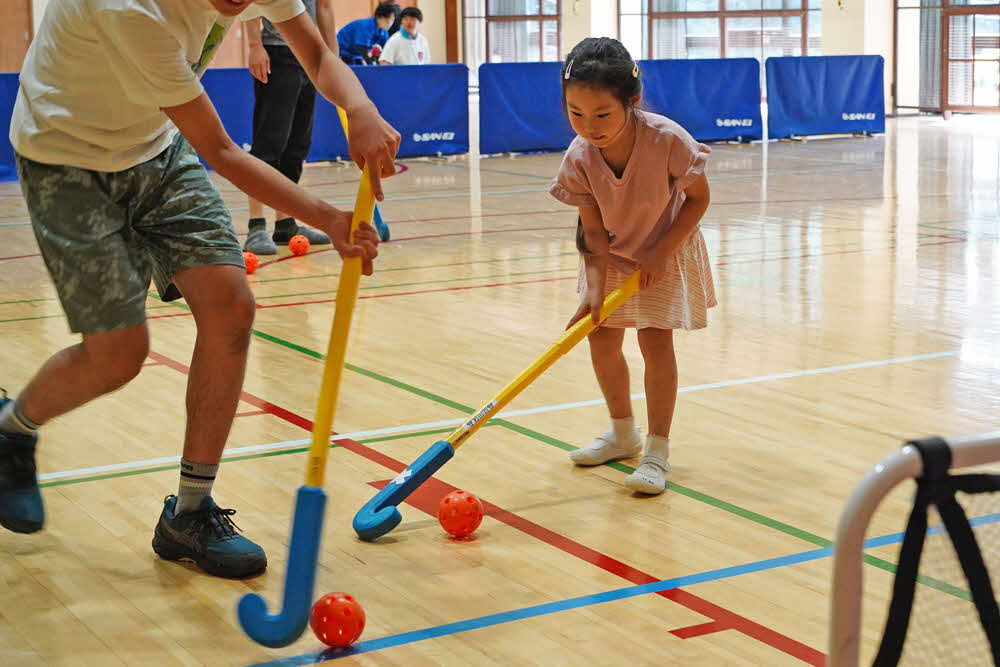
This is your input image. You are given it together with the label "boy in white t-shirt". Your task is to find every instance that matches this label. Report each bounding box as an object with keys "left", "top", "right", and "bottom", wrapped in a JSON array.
[
  {"left": 379, "top": 7, "right": 431, "bottom": 66},
  {"left": 2, "top": 0, "right": 400, "bottom": 579}
]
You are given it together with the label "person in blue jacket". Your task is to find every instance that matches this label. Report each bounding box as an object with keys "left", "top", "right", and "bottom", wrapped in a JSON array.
[{"left": 337, "top": 3, "right": 399, "bottom": 65}]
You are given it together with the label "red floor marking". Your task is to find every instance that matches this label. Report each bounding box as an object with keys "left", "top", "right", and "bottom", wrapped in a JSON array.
[
  {"left": 146, "top": 347, "right": 822, "bottom": 663},
  {"left": 252, "top": 225, "right": 574, "bottom": 274},
  {"left": 257, "top": 248, "right": 335, "bottom": 270},
  {"left": 670, "top": 620, "right": 731, "bottom": 639},
  {"left": 397, "top": 209, "right": 567, "bottom": 225},
  {"left": 235, "top": 410, "right": 268, "bottom": 418},
  {"left": 144, "top": 276, "right": 577, "bottom": 321},
  {"left": 146, "top": 236, "right": 966, "bottom": 320},
  {"left": 253, "top": 276, "right": 576, "bottom": 310},
  {"left": 368, "top": 478, "right": 824, "bottom": 665},
  {"left": 0, "top": 253, "right": 40, "bottom": 261},
  {"left": 390, "top": 224, "right": 570, "bottom": 243}
]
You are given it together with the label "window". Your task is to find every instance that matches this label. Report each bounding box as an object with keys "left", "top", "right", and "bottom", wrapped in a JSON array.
[
  {"left": 464, "top": 0, "right": 560, "bottom": 76},
  {"left": 896, "top": 0, "right": 1000, "bottom": 113},
  {"left": 620, "top": 0, "right": 820, "bottom": 64},
  {"left": 945, "top": 9, "right": 1000, "bottom": 109}
]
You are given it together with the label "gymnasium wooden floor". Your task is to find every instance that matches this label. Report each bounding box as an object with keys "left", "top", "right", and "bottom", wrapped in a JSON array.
[{"left": 0, "top": 113, "right": 998, "bottom": 666}]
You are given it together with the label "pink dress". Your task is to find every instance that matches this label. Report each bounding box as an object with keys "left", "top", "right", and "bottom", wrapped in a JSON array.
[{"left": 549, "top": 109, "right": 717, "bottom": 330}]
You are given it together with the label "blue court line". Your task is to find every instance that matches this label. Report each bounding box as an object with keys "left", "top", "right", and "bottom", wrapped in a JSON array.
[
  {"left": 248, "top": 512, "right": 1000, "bottom": 666},
  {"left": 247, "top": 546, "right": 834, "bottom": 667}
]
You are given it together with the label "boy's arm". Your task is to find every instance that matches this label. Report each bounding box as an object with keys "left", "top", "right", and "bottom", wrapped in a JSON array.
[
  {"left": 273, "top": 12, "right": 400, "bottom": 200},
  {"left": 161, "top": 93, "right": 379, "bottom": 274},
  {"left": 246, "top": 19, "right": 270, "bottom": 84},
  {"left": 315, "top": 0, "right": 338, "bottom": 55}
]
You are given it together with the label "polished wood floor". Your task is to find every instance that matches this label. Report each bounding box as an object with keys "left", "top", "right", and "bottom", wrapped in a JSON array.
[{"left": 0, "top": 113, "right": 998, "bottom": 666}]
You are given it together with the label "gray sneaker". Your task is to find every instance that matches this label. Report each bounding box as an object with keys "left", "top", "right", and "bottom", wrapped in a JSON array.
[
  {"left": 244, "top": 227, "right": 277, "bottom": 255},
  {"left": 293, "top": 226, "right": 331, "bottom": 245}
]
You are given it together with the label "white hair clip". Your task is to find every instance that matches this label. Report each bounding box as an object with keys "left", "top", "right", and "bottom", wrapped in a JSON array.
[
  {"left": 564, "top": 59, "right": 575, "bottom": 80},
  {"left": 632, "top": 63, "right": 639, "bottom": 78}
]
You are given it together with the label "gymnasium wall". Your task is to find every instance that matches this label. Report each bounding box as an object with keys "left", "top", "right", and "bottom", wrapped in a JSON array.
[{"left": 821, "top": 0, "right": 894, "bottom": 112}]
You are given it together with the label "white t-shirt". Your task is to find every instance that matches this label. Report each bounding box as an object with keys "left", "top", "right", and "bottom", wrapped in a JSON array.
[
  {"left": 380, "top": 31, "right": 431, "bottom": 66},
  {"left": 10, "top": 0, "right": 304, "bottom": 172}
]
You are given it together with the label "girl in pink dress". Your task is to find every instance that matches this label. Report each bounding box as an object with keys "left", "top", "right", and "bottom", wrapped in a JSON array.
[{"left": 550, "top": 37, "right": 716, "bottom": 495}]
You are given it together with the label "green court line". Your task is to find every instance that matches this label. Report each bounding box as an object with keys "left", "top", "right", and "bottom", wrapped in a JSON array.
[
  {"left": 40, "top": 426, "right": 457, "bottom": 489},
  {"left": 0, "top": 302, "right": 175, "bottom": 324},
  {"left": 0, "top": 296, "right": 58, "bottom": 306},
  {"left": 23, "top": 256, "right": 967, "bottom": 600},
  {"left": 247, "top": 327, "right": 971, "bottom": 600}
]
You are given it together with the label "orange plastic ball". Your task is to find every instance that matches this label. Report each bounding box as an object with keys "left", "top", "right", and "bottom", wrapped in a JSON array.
[
  {"left": 310, "top": 592, "right": 366, "bottom": 648},
  {"left": 438, "top": 489, "right": 484, "bottom": 538},
  {"left": 243, "top": 251, "right": 259, "bottom": 275},
  {"left": 289, "top": 234, "right": 310, "bottom": 256}
]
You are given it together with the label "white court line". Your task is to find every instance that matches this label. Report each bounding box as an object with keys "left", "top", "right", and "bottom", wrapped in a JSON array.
[
  {"left": 41, "top": 349, "right": 959, "bottom": 481},
  {"left": 498, "top": 350, "right": 959, "bottom": 417},
  {"left": 38, "top": 417, "right": 470, "bottom": 482}
]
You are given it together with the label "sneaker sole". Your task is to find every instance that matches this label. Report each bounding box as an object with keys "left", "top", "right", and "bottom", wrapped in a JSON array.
[
  {"left": 244, "top": 246, "right": 278, "bottom": 255},
  {"left": 570, "top": 447, "right": 642, "bottom": 466},
  {"left": 0, "top": 515, "right": 43, "bottom": 534},
  {"left": 152, "top": 533, "right": 267, "bottom": 579},
  {"left": 623, "top": 477, "right": 667, "bottom": 495}
]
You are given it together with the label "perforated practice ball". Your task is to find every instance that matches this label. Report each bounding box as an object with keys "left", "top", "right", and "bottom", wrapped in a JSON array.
[
  {"left": 289, "top": 234, "right": 310, "bottom": 256},
  {"left": 438, "top": 489, "right": 484, "bottom": 537},
  {"left": 243, "top": 251, "right": 259, "bottom": 275},
  {"left": 310, "top": 592, "right": 366, "bottom": 648}
]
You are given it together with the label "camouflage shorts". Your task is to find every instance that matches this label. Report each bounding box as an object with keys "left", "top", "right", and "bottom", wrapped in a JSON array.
[{"left": 16, "top": 133, "right": 244, "bottom": 334}]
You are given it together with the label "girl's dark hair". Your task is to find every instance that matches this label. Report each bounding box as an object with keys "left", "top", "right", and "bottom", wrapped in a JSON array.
[{"left": 561, "top": 37, "right": 641, "bottom": 111}]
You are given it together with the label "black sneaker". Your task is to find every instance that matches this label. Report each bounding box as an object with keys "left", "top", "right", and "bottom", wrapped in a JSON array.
[
  {"left": 0, "top": 397, "right": 43, "bottom": 534},
  {"left": 152, "top": 495, "right": 267, "bottom": 578},
  {"left": 272, "top": 218, "right": 330, "bottom": 245}
]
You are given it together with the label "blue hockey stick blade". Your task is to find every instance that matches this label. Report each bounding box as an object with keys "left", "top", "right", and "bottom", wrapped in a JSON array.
[
  {"left": 238, "top": 486, "right": 326, "bottom": 648},
  {"left": 353, "top": 440, "right": 454, "bottom": 541},
  {"left": 373, "top": 206, "right": 390, "bottom": 242}
]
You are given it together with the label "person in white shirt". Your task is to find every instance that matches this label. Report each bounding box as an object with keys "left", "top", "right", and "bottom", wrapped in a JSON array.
[
  {"left": 379, "top": 7, "right": 431, "bottom": 66},
  {"left": 2, "top": 0, "right": 399, "bottom": 578}
]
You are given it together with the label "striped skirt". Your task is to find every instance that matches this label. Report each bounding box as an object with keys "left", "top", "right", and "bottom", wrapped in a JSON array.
[{"left": 578, "top": 229, "right": 717, "bottom": 331}]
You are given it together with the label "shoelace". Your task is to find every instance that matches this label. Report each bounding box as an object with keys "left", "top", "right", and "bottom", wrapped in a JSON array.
[{"left": 190, "top": 505, "right": 243, "bottom": 541}]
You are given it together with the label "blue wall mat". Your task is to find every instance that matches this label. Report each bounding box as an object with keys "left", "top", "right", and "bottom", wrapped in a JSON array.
[{"left": 766, "top": 55, "right": 885, "bottom": 138}]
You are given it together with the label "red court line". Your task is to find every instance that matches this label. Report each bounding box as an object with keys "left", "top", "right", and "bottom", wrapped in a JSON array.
[
  {"left": 226, "top": 236, "right": 970, "bottom": 315},
  {"left": 144, "top": 276, "right": 578, "bottom": 321},
  {"left": 252, "top": 224, "right": 574, "bottom": 273},
  {"left": 235, "top": 410, "right": 268, "bottom": 418},
  {"left": 253, "top": 276, "right": 577, "bottom": 310},
  {"left": 257, "top": 248, "right": 335, "bottom": 270},
  {"left": 0, "top": 253, "right": 40, "bottom": 261},
  {"left": 144, "top": 237, "right": 966, "bottom": 321},
  {"left": 398, "top": 209, "right": 567, "bottom": 225},
  {"left": 670, "top": 620, "right": 731, "bottom": 639},
  {"left": 144, "top": 347, "right": 823, "bottom": 664},
  {"left": 369, "top": 477, "right": 823, "bottom": 665},
  {"left": 390, "top": 224, "right": 570, "bottom": 243}
]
